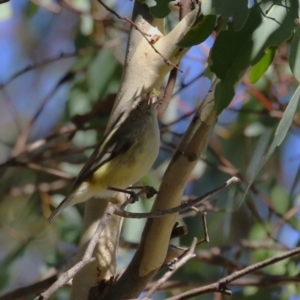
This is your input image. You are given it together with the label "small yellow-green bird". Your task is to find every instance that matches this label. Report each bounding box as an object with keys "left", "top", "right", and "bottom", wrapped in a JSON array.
[{"left": 48, "top": 94, "right": 160, "bottom": 223}]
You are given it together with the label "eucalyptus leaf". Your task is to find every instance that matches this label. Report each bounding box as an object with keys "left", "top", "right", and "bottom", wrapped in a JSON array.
[
  {"left": 249, "top": 47, "right": 276, "bottom": 84},
  {"left": 241, "top": 85, "right": 300, "bottom": 204},
  {"left": 289, "top": 26, "right": 300, "bottom": 82},
  {"left": 177, "top": 15, "right": 216, "bottom": 48},
  {"left": 150, "top": 0, "right": 171, "bottom": 18},
  {"left": 202, "top": 0, "right": 249, "bottom": 31},
  {"left": 211, "top": 0, "right": 298, "bottom": 113}
]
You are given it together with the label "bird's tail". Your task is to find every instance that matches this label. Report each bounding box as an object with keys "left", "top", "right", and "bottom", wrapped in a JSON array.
[
  {"left": 47, "top": 196, "right": 71, "bottom": 224},
  {"left": 47, "top": 182, "right": 91, "bottom": 224}
]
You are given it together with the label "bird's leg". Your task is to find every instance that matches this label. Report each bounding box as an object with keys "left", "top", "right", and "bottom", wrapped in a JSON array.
[{"left": 108, "top": 186, "right": 138, "bottom": 203}]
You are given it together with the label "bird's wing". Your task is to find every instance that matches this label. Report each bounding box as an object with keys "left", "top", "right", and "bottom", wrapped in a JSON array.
[{"left": 71, "top": 113, "right": 134, "bottom": 190}]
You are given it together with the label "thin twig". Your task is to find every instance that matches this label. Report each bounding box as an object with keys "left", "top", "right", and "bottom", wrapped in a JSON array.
[
  {"left": 201, "top": 212, "right": 209, "bottom": 243},
  {"left": 271, "top": 204, "right": 300, "bottom": 237},
  {"left": 0, "top": 47, "right": 98, "bottom": 92},
  {"left": 207, "top": 146, "right": 300, "bottom": 238},
  {"left": 35, "top": 205, "right": 116, "bottom": 300},
  {"left": 0, "top": 275, "right": 58, "bottom": 300},
  {"left": 11, "top": 72, "right": 75, "bottom": 157},
  {"left": 190, "top": 208, "right": 209, "bottom": 244},
  {"left": 165, "top": 246, "right": 300, "bottom": 300},
  {"left": 1, "top": 87, "right": 22, "bottom": 134},
  {"left": 144, "top": 274, "right": 300, "bottom": 292},
  {"left": 9, "top": 179, "right": 68, "bottom": 196},
  {"left": 174, "top": 71, "right": 204, "bottom": 96},
  {"left": 162, "top": 109, "right": 196, "bottom": 129},
  {"left": 114, "top": 176, "right": 240, "bottom": 219},
  {"left": 97, "top": 0, "right": 182, "bottom": 72},
  {"left": 142, "top": 238, "right": 198, "bottom": 299},
  {"left": 27, "top": 163, "right": 73, "bottom": 180}
]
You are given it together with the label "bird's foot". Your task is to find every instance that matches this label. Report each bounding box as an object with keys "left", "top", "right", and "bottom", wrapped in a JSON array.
[{"left": 127, "top": 185, "right": 158, "bottom": 199}]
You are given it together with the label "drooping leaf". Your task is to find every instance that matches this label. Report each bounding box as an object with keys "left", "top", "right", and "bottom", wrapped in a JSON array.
[
  {"left": 211, "top": 0, "right": 298, "bottom": 114},
  {"left": 201, "top": 0, "right": 250, "bottom": 31},
  {"left": 177, "top": 15, "right": 216, "bottom": 47},
  {"left": 241, "top": 85, "right": 300, "bottom": 204},
  {"left": 249, "top": 47, "right": 276, "bottom": 83},
  {"left": 149, "top": 0, "right": 171, "bottom": 18}
]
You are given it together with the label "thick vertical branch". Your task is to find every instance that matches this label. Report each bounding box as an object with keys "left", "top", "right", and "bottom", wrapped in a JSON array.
[{"left": 101, "top": 79, "right": 218, "bottom": 299}]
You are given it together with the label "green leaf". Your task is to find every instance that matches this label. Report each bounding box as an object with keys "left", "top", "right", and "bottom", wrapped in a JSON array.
[
  {"left": 177, "top": 15, "right": 216, "bottom": 48},
  {"left": 249, "top": 47, "right": 276, "bottom": 83},
  {"left": 241, "top": 85, "right": 300, "bottom": 204},
  {"left": 211, "top": 0, "right": 298, "bottom": 114},
  {"left": 289, "top": 26, "right": 300, "bottom": 82},
  {"left": 201, "top": 0, "right": 250, "bottom": 31},
  {"left": 150, "top": 0, "right": 171, "bottom": 18},
  {"left": 273, "top": 89, "right": 300, "bottom": 147}
]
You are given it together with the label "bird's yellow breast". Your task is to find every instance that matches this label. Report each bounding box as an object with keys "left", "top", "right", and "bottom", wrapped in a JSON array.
[{"left": 89, "top": 132, "right": 159, "bottom": 193}]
